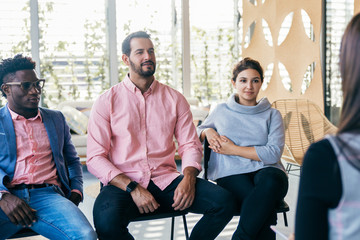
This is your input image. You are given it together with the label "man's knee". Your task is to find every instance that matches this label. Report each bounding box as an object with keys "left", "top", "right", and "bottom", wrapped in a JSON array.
[
  {"left": 207, "top": 186, "right": 236, "bottom": 220},
  {"left": 220, "top": 189, "right": 237, "bottom": 215},
  {"left": 93, "top": 193, "right": 136, "bottom": 240},
  {"left": 95, "top": 222, "right": 134, "bottom": 240},
  {"left": 94, "top": 211, "right": 133, "bottom": 240},
  {"left": 76, "top": 226, "right": 98, "bottom": 240}
]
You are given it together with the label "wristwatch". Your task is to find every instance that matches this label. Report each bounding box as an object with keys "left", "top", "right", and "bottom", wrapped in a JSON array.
[{"left": 126, "top": 181, "right": 138, "bottom": 193}]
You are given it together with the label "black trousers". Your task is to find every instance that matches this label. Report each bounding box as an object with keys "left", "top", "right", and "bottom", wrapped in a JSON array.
[
  {"left": 217, "top": 167, "right": 288, "bottom": 240},
  {"left": 93, "top": 175, "right": 236, "bottom": 240}
]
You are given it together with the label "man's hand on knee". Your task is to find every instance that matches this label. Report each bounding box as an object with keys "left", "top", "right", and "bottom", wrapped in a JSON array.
[
  {"left": 172, "top": 167, "right": 198, "bottom": 211},
  {"left": 131, "top": 185, "right": 160, "bottom": 214},
  {"left": 0, "top": 193, "right": 36, "bottom": 227}
]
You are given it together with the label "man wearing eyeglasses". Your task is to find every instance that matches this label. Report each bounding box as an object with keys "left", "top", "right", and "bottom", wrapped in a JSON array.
[{"left": 0, "top": 54, "right": 97, "bottom": 239}]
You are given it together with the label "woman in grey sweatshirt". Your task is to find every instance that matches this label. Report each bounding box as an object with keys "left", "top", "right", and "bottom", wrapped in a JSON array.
[{"left": 198, "top": 57, "right": 288, "bottom": 240}]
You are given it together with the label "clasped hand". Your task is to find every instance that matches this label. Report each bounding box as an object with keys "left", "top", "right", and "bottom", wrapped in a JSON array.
[
  {"left": 131, "top": 174, "right": 196, "bottom": 214},
  {"left": 205, "top": 128, "right": 235, "bottom": 155}
]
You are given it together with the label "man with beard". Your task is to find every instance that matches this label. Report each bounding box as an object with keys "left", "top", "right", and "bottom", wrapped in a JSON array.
[
  {"left": 0, "top": 54, "right": 97, "bottom": 239},
  {"left": 87, "top": 31, "right": 235, "bottom": 240}
]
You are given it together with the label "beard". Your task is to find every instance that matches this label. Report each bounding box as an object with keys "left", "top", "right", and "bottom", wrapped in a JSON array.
[{"left": 130, "top": 59, "right": 156, "bottom": 77}]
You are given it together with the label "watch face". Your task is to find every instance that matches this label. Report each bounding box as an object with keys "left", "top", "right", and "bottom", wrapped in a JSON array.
[{"left": 126, "top": 181, "right": 138, "bottom": 193}]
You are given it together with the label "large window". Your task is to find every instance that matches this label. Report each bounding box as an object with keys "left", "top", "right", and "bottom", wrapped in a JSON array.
[
  {"left": 325, "top": 0, "right": 354, "bottom": 124},
  {"left": 190, "top": 0, "right": 241, "bottom": 105},
  {"left": 116, "top": 0, "right": 181, "bottom": 90},
  {"left": 38, "top": 0, "right": 107, "bottom": 108},
  {"left": 0, "top": 0, "right": 31, "bottom": 106},
  {"left": 0, "top": 0, "right": 357, "bottom": 125}
]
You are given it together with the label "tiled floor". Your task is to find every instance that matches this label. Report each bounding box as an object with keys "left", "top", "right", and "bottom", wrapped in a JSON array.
[{"left": 16, "top": 162, "right": 300, "bottom": 240}]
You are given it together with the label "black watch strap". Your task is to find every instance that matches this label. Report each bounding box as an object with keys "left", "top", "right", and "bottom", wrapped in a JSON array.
[{"left": 126, "top": 181, "right": 138, "bottom": 193}]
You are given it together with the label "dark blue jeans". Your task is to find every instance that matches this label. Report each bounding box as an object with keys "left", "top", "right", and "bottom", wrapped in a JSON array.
[
  {"left": 217, "top": 167, "right": 288, "bottom": 240},
  {"left": 93, "top": 175, "right": 235, "bottom": 240}
]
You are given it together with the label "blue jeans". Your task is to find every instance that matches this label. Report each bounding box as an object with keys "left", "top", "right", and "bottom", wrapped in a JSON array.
[
  {"left": 0, "top": 185, "right": 97, "bottom": 240},
  {"left": 93, "top": 176, "right": 236, "bottom": 240}
]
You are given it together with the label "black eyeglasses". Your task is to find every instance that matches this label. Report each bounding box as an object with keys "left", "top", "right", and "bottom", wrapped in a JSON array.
[{"left": 4, "top": 79, "right": 45, "bottom": 91}]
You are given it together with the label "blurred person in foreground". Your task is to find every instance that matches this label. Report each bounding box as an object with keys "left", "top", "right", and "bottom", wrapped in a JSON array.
[
  {"left": 87, "top": 31, "right": 235, "bottom": 240},
  {"left": 0, "top": 54, "right": 96, "bottom": 239},
  {"left": 295, "top": 13, "right": 360, "bottom": 240}
]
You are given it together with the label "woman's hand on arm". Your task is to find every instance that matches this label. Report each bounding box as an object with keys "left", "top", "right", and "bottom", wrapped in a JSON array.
[
  {"left": 210, "top": 136, "right": 260, "bottom": 161},
  {"left": 201, "top": 128, "right": 224, "bottom": 152}
]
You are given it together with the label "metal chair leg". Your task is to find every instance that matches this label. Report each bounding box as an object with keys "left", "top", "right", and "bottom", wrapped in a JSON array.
[
  {"left": 171, "top": 216, "right": 175, "bottom": 240},
  {"left": 283, "top": 212, "right": 288, "bottom": 227},
  {"left": 286, "top": 163, "right": 292, "bottom": 173},
  {"left": 182, "top": 214, "right": 189, "bottom": 239}
]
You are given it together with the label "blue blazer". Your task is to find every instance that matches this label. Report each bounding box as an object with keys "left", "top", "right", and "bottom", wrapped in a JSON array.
[{"left": 0, "top": 105, "right": 83, "bottom": 198}]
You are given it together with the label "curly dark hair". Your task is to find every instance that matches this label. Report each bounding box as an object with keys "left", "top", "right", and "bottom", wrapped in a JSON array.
[{"left": 0, "top": 54, "right": 36, "bottom": 97}]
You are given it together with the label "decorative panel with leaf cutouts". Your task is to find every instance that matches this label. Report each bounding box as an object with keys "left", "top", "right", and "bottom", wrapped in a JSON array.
[{"left": 241, "top": 0, "right": 323, "bottom": 109}]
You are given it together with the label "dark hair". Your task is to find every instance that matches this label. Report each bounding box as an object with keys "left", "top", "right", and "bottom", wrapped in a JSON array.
[
  {"left": 232, "top": 57, "right": 264, "bottom": 83},
  {"left": 0, "top": 54, "right": 36, "bottom": 97},
  {"left": 338, "top": 13, "right": 360, "bottom": 133},
  {"left": 122, "top": 31, "right": 151, "bottom": 56}
]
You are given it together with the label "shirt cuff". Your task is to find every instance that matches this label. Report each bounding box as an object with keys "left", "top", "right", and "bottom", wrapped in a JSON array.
[
  {"left": 71, "top": 189, "right": 83, "bottom": 200},
  {"left": 181, "top": 150, "right": 203, "bottom": 173}
]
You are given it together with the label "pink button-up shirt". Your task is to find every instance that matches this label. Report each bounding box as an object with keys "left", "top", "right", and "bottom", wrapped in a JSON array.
[
  {"left": 87, "top": 75, "right": 202, "bottom": 190},
  {"left": 8, "top": 108, "right": 60, "bottom": 187}
]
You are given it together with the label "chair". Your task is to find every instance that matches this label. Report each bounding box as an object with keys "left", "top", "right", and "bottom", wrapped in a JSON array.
[
  {"left": 203, "top": 138, "right": 290, "bottom": 227},
  {"left": 8, "top": 228, "right": 39, "bottom": 239},
  {"left": 131, "top": 210, "right": 189, "bottom": 240},
  {"left": 99, "top": 183, "right": 189, "bottom": 240},
  {"left": 271, "top": 99, "right": 337, "bottom": 174}
]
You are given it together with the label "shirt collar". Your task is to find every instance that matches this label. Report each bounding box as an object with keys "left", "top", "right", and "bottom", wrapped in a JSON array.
[
  {"left": 7, "top": 105, "right": 42, "bottom": 121},
  {"left": 123, "top": 73, "right": 158, "bottom": 94},
  {"left": 226, "top": 93, "right": 270, "bottom": 114}
]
